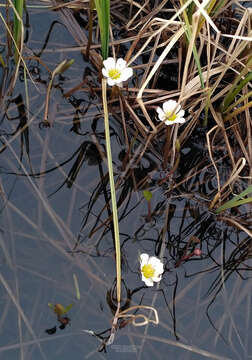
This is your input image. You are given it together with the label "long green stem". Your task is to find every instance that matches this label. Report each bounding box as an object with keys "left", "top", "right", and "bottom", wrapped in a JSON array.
[
  {"left": 102, "top": 78, "right": 121, "bottom": 304},
  {"left": 14, "top": 0, "right": 24, "bottom": 63}
]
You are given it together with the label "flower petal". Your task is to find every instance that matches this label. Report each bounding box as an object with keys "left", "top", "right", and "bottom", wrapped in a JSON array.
[
  {"left": 177, "top": 110, "right": 185, "bottom": 118},
  {"left": 120, "top": 67, "right": 133, "bottom": 82},
  {"left": 176, "top": 118, "right": 185, "bottom": 124},
  {"left": 102, "top": 68, "right": 109, "bottom": 78},
  {"left": 140, "top": 253, "right": 149, "bottom": 266},
  {"left": 149, "top": 258, "right": 164, "bottom": 276},
  {"left": 103, "top": 57, "right": 116, "bottom": 70},
  {"left": 107, "top": 77, "right": 116, "bottom": 86},
  {"left": 149, "top": 256, "right": 162, "bottom": 267},
  {"left": 174, "top": 104, "right": 181, "bottom": 113},
  {"left": 155, "top": 264, "right": 164, "bottom": 276},
  {"left": 116, "top": 81, "right": 123, "bottom": 88},
  {"left": 163, "top": 100, "right": 178, "bottom": 113},
  {"left": 113, "top": 76, "right": 124, "bottom": 84},
  {"left": 152, "top": 275, "right": 162, "bottom": 282},
  {"left": 164, "top": 119, "right": 176, "bottom": 126},
  {"left": 156, "top": 107, "right": 165, "bottom": 121},
  {"left": 142, "top": 276, "right": 154, "bottom": 286},
  {"left": 116, "top": 58, "right": 127, "bottom": 70},
  {"left": 156, "top": 107, "right": 164, "bottom": 115}
]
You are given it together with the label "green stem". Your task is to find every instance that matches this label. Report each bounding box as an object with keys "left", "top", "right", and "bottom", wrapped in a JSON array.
[
  {"left": 102, "top": 78, "right": 121, "bottom": 304},
  {"left": 14, "top": 0, "right": 24, "bottom": 63}
]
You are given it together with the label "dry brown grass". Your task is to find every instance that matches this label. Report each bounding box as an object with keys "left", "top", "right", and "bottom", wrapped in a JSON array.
[{"left": 52, "top": 0, "right": 252, "bottom": 215}]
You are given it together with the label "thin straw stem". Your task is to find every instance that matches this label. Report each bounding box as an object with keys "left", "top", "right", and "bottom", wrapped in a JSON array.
[{"left": 101, "top": 78, "right": 121, "bottom": 304}]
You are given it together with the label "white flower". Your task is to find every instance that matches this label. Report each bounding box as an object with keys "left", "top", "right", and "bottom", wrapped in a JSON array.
[
  {"left": 156, "top": 100, "right": 185, "bottom": 125},
  {"left": 102, "top": 57, "right": 133, "bottom": 87},
  {"left": 140, "top": 253, "right": 164, "bottom": 287}
]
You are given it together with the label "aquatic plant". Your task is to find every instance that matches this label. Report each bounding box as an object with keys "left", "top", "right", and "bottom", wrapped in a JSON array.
[
  {"left": 48, "top": 303, "right": 73, "bottom": 316},
  {"left": 143, "top": 190, "right": 153, "bottom": 222},
  {"left": 1, "top": 1, "right": 252, "bottom": 358},
  {"left": 46, "top": 303, "right": 72, "bottom": 334}
]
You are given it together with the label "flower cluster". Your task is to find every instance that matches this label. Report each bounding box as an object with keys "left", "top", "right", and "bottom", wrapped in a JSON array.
[
  {"left": 102, "top": 58, "right": 185, "bottom": 124},
  {"left": 102, "top": 58, "right": 185, "bottom": 126},
  {"left": 101, "top": 58, "right": 189, "bottom": 286}
]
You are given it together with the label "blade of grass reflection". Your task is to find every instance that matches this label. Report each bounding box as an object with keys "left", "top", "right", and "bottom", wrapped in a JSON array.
[
  {"left": 134, "top": 332, "right": 230, "bottom": 360},
  {"left": 12, "top": 94, "right": 31, "bottom": 169},
  {"left": 0, "top": 332, "right": 80, "bottom": 354},
  {"left": 6, "top": 199, "right": 109, "bottom": 290},
  {"left": 0, "top": 272, "right": 47, "bottom": 359},
  {"left": 4, "top": 137, "right": 74, "bottom": 248}
]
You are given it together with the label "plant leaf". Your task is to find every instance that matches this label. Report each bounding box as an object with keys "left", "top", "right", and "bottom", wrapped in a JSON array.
[
  {"left": 216, "top": 185, "right": 252, "bottom": 213},
  {"left": 94, "top": 0, "right": 110, "bottom": 59}
]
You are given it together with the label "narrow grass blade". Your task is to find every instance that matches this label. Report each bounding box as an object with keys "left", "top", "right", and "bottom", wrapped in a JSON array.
[
  {"left": 222, "top": 70, "right": 252, "bottom": 113},
  {"left": 221, "top": 55, "right": 252, "bottom": 113},
  {"left": 180, "top": 4, "right": 204, "bottom": 88},
  {"left": 94, "top": 0, "right": 110, "bottom": 59},
  {"left": 216, "top": 185, "right": 252, "bottom": 213},
  {"left": 14, "top": 0, "right": 24, "bottom": 63}
]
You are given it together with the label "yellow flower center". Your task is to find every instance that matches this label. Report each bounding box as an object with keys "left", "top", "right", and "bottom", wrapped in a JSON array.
[
  {"left": 142, "top": 264, "right": 155, "bottom": 278},
  {"left": 108, "top": 69, "right": 121, "bottom": 80},
  {"left": 165, "top": 111, "right": 177, "bottom": 121}
]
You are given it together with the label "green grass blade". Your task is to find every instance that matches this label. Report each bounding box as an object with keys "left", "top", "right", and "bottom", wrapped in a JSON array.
[
  {"left": 14, "top": 0, "right": 24, "bottom": 63},
  {"left": 0, "top": 55, "right": 6, "bottom": 67},
  {"left": 221, "top": 55, "right": 252, "bottom": 112},
  {"left": 94, "top": 0, "right": 110, "bottom": 59},
  {"left": 216, "top": 185, "right": 252, "bottom": 213},
  {"left": 211, "top": 0, "right": 228, "bottom": 16},
  {"left": 180, "top": 7, "right": 204, "bottom": 89},
  {"left": 221, "top": 70, "right": 252, "bottom": 113}
]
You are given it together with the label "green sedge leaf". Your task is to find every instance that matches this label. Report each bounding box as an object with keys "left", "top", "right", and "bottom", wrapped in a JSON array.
[{"left": 94, "top": 0, "right": 110, "bottom": 59}]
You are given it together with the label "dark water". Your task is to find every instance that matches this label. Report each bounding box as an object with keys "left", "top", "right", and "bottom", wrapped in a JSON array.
[{"left": 0, "top": 3, "right": 252, "bottom": 360}]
